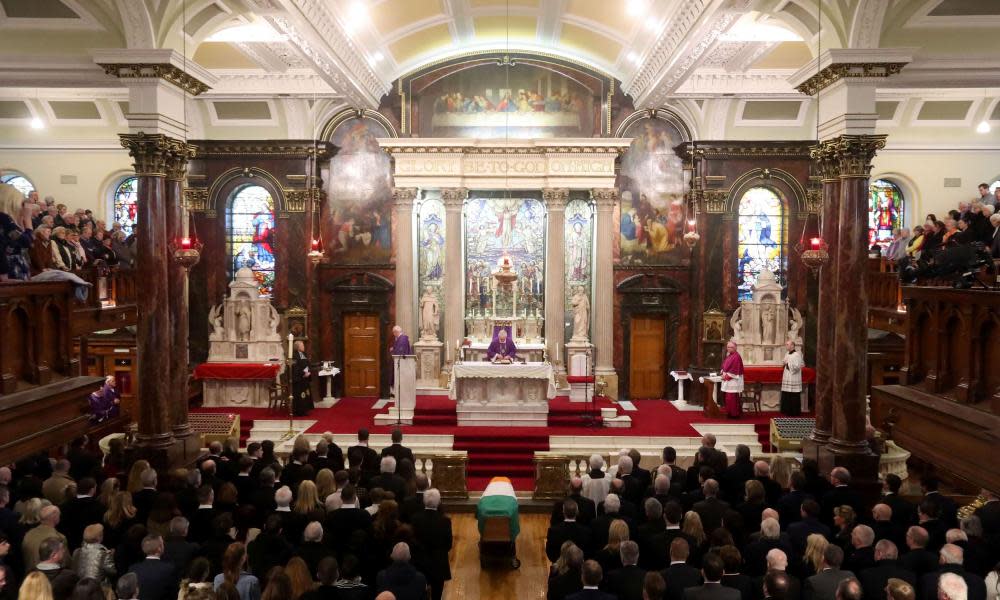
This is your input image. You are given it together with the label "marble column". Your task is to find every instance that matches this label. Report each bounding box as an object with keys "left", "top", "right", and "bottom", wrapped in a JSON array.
[
  {"left": 542, "top": 188, "right": 569, "bottom": 371},
  {"left": 829, "top": 135, "right": 886, "bottom": 454},
  {"left": 393, "top": 188, "right": 418, "bottom": 338},
  {"left": 591, "top": 189, "right": 617, "bottom": 396},
  {"left": 441, "top": 188, "right": 467, "bottom": 367},
  {"left": 120, "top": 133, "right": 175, "bottom": 452},
  {"left": 164, "top": 143, "right": 197, "bottom": 456},
  {"left": 806, "top": 144, "right": 840, "bottom": 451}
]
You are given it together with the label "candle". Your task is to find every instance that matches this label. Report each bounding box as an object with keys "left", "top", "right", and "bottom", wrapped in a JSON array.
[
  {"left": 180, "top": 237, "right": 192, "bottom": 249},
  {"left": 287, "top": 333, "right": 294, "bottom": 359},
  {"left": 556, "top": 343, "right": 560, "bottom": 363},
  {"left": 810, "top": 237, "right": 821, "bottom": 250},
  {"left": 311, "top": 238, "right": 320, "bottom": 251}
]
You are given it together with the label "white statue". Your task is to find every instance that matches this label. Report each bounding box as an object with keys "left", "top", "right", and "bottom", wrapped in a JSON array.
[
  {"left": 208, "top": 304, "right": 224, "bottom": 341},
  {"left": 730, "top": 306, "right": 742, "bottom": 340},
  {"left": 761, "top": 303, "right": 776, "bottom": 345},
  {"left": 235, "top": 300, "right": 252, "bottom": 341},
  {"left": 419, "top": 286, "right": 440, "bottom": 341},
  {"left": 788, "top": 307, "right": 803, "bottom": 347},
  {"left": 267, "top": 304, "right": 280, "bottom": 334},
  {"left": 570, "top": 286, "right": 590, "bottom": 341}
]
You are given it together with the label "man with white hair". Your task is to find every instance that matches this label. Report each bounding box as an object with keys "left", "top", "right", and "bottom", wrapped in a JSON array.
[
  {"left": 607, "top": 540, "right": 645, "bottom": 600},
  {"left": 275, "top": 486, "right": 293, "bottom": 512},
  {"left": 295, "top": 521, "right": 332, "bottom": 578},
  {"left": 23, "top": 505, "right": 68, "bottom": 570},
  {"left": 919, "top": 544, "right": 986, "bottom": 600},
  {"left": 989, "top": 213, "right": 1000, "bottom": 258},
  {"left": 582, "top": 454, "right": 611, "bottom": 506},
  {"left": 744, "top": 518, "right": 793, "bottom": 577},
  {"left": 858, "top": 540, "right": 915, "bottom": 600},
  {"left": 376, "top": 542, "right": 427, "bottom": 600},
  {"left": 370, "top": 456, "right": 406, "bottom": 501},
  {"left": 846, "top": 525, "right": 877, "bottom": 573},
  {"left": 757, "top": 549, "right": 802, "bottom": 600},
  {"left": 618, "top": 455, "right": 645, "bottom": 506},
  {"left": 937, "top": 573, "right": 968, "bottom": 600},
  {"left": 592, "top": 493, "right": 631, "bottom": 552},
  {"left": 755, "top": 460, "right": 783, "bottom": 505},
  {"left": 410, "top": 489, "right": 452, "bottom": 600}
]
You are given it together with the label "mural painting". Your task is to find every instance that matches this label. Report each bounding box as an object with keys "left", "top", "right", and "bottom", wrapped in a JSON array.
[
  {"left": 324, "top": 117, "right": 393, "bottom": 264},
  {"left": 417, "top": 197, "right": 446, "bottom": 339},
  {"left": 564, "top": 198, "right": 593, "bottom": 342}
]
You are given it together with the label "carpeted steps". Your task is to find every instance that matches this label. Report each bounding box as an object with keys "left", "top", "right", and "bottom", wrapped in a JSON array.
[
  {"left": 754, "top": 422, "right": 771, "bottom": 452},
  {"left": 239, "top": 419, "right": 253, "bottom": 447},
  {"left": 453, "top": 433, "right": 549, "bottom": 482}
]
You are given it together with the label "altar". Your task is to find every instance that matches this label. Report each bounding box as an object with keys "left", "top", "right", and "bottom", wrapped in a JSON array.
[{"left": 449, "top": 362, "right": 557, "bottom": 427}]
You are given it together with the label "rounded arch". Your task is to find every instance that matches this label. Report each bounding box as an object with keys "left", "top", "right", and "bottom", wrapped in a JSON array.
[
  {"left": 208, "top": 167, "right": 286, "bottom": 214},
  {"left": 725, "top": 168, "right": 804, "bottom": 214},
  {"left": 0, "top": 170, "right": 36, "bottom": 198},
  {"left": 868, "top": 177, "right": 907, "bottom": 249},
  {"left": 733, "top": 185, "right": 788, "bottom": 301},
  {"left": 319, "top": 108, "right": 398, "bottom": 143},
  {"left": 871, "top": 171, "right": 918, "bottom": 228},
  {"left": 103, "top": 171, "right": 139, "bottom": 234},
  {"left": 224, "top": 183, "right": 278, "bottom": 297},
  {"left": 614, "top": 107, "right": 693, "bottom": 143}
]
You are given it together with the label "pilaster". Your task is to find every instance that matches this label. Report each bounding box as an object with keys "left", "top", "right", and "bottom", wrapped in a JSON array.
[
  {"left": 591, "top": 188, "right": 618, "bottom": 397},
  {"left": 393, "top": 188, "right": 419, "bottom": 338},
  {"left": 542, "top": 188, "right": 569, "bottom": 373},
  {"left": 441, "top": 187, "right": 467, "bottom": 374}
]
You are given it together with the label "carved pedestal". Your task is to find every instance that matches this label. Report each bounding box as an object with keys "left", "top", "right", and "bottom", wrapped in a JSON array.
[{"left": 414, "top": 340, "right": 443, "bottom": 388}]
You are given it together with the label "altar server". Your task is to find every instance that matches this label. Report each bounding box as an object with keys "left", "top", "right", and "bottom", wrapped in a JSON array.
[
  {"left": 487, "top": 328, "right": 517, "bottom": 363},
  {"left": 720, "top": 340, "right": 745, "bottom": 419},
  {"left": 781, "top": 339, "right": 803, "bottom": 416}
]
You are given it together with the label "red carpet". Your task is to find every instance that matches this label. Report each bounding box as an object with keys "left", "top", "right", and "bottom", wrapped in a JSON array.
[{"left": 191, "top": 398, "right": 803, "bottom": 490}]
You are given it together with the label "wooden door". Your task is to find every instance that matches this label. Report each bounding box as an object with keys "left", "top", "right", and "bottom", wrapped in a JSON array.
[
  {"left": 629, "top": 315, "right": 666, "bottom": 399},
  {"left": 344, "top": 313, "right": 380, "bottom": 397}
]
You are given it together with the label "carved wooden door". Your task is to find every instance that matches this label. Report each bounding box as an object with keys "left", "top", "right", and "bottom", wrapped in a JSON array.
[
  {"left": 343, "top": 313, "right": 380, "bottom": 397},
  {"left": 629, "top": 315, "right": 666, "bottom": 399}
]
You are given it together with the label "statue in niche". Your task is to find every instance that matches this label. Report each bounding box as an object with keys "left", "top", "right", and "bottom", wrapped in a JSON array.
[
  {"left": 419, "top": 286, "right": 440, "bottom": 341},
  {"left": 235, "top": 300, "right": 252, "bottom": 342},
  {"left": 570, "top": 286, "right": 590, "bottom": 342},
  {"left": 788, "top": 307, "right": 803, "bottom": 347},
  {"left": 209, "top": 304, "right": 225, "bottom": 341},
  {"left": 761, "top": 304, "right": 776, "bottom": 345},
  {"left": 730, "top": 307, "right": 743, "bottom": 340}
]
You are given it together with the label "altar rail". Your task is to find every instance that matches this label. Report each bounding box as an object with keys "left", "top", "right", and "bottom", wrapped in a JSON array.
[{"left": 871, "top": 286, "right": 1000, "bottom": 491}]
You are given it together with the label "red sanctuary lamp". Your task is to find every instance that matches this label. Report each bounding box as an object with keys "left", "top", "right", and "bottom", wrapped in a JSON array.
[
  {"left": 683, "top": 217, "right": 700, "bottom": 249},
  {"left": 170, "top": 232, "right": 202, "bottom": 271},
  {"left": 308, "top": 237, "right": 324, "bottom": 265},
  {"left": 796, "top": 213, "right": 829, "bottom": 273}
]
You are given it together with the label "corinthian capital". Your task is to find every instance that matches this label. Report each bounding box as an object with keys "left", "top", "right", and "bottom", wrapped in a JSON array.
[
  {"left": 542, "top": 188, "right": 570, "bottom": 210},
  {"left": 392, "top": 187, "right": 419, "bottom": 207},
  {"left": 440, "top": 188, "right": 468, "bottom": 207},
  {"left": 831, "top": 135, "right": 887, "bottom": 178},
  {"left": 591, "top": 188, "right": 618, "bottom": 209},
  {"left": 165, "top": 140, "right": 197, "bottom": 181},
  {"left": 120, "top": 132, "right": 179, "bottom": 177}
]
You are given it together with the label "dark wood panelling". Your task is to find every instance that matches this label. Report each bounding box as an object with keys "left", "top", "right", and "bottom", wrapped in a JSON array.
[{"left": 0, "top": 376, "right": 102, "bottom": 466}]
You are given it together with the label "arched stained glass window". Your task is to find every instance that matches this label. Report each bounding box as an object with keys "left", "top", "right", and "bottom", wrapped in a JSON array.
[
  {"left": 0, "top": 173, "right": 34, "bottom": 198},
  {"left": 869, "top": 179, "right": 904, "bottom": 250},
  {"left": 989, "top": 180, "right": 999, "bottom": 193},
  {"left": 226, "top": 185, "right": 276, "bottom": 296},
  {"left": 737, "top": 187, "right": 785, "bottom": 301},
  {"left": 112, "top": 176, "right": 139, "bottom": 235}
]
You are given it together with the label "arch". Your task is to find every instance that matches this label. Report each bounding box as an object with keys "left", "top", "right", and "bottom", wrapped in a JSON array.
[
  {"left": 614, "top": 107, "right": 693, "bottom": 143},
  {"left": 869, "top": 178, "right": 906, "bottom": 250},
  {"left": 208, "top": 167, "right": 286, "bottom": 213},
  {"left": 735, "top": 186, "right": 787, "bottom": 301},
  {"left": 107, "top": 174, "right": 139, "bottom": 235},
  {"left": 319, "top": 108, "right": 398, "bottom": 143},
  {"left": 726, "top": 168, "right": 806, "bottom": 214},
  {"left": 225, "top": 184, "right": 277, "bottom": 297},
  {"left": 0, "top": 171, "right": 35, "bottom": 198},
  {"left": 872, "top": 171, "right": 919, "bottom": 226}
]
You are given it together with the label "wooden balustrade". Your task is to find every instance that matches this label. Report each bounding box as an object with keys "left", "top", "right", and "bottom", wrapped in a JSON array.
[
  {"left": 0, "top": 280, "right": 77, "bottom": 394},
  {"left": 70, "top": 267, "right": 138, "bottom": 335},
  {"left": 871, "top": 286, "right": 1000, "bottom": 491}
]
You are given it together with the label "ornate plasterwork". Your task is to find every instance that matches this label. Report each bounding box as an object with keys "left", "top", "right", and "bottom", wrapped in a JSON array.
[
  {"left": 702, "top": 189, "right": 729, "bottom": 214},
  {"left": 184, "top": 187, "right": 209, "bottom": 211},
  {"left": 795, "top": 63, "right": 908, "bottom": 96},
  {"left": 206, "top": 70, "right": 336, "bottom": 98},
  {"left": 191, "top": 142, "right": 332, "bottom": 158},
  {"left": 825, "top": 135, "right": 888, "bottom": 178},
  {"left": 119, "top": 132, "right": 193, "bottom": 177},
  {"left": 282, "top": 188, "right": 317, "bottom": 212},
  {"left": 99, "top": 64, "right": 211, "bottom": 96},
  {"left": 675, "top": 70, "right": 799, "bottom": 97}
]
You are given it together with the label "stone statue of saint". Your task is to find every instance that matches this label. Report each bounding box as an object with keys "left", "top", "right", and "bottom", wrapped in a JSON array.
[
  {"left": 730, "top": 306, "right": 743, "bottom": 341},
  {"left": 788, "top": 306, "right": 803, "bottom": 346},
  {"left": 208, "top": 304, "right": 224, "bottom": 341},
  {"left": 761, "top": 303, "right": 776, "bottom": 345},
  {"left": 236, "top": 300, "right": 252, "bottom": 342},
  {"left": 570, "top": 286, "right": 590, "bottom": 341},
  {"left": 419, "top": 286, "right": 440, "bottom": 341},
  {"left": 267, "top": 304, "right": 280, "bottom": 334}
]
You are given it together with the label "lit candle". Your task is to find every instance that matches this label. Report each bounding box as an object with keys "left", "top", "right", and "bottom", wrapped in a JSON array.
[
  {"left": 287, "top": 333, "right": 294, "bottom": 359},
  {"left": 180, "top": 237, "right": 192, "bottom": 249},
  {"left": 810, "top": 237, "right": 821, "bottom": 250},
  {"left": 556, "top": 343, "right": 560, "bottom": 363},
  {"left": 311, "top": 238, "right": 320, "bottom": 251}
]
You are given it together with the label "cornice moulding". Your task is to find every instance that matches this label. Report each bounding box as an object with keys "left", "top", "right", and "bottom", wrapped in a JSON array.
[{"left": 788, "top": 48, "right": 914, "bottom": 95}]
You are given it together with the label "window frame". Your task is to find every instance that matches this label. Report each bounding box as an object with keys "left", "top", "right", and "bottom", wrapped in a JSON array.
[
  {"left": 0, "top": 171, "right": 35, "bottom": 197},
  {"left": 225, "top": 184, "right": 277, "bottom": 297},
  {"left": 736, "top": 186, "right": 787, "bottom": 301}
]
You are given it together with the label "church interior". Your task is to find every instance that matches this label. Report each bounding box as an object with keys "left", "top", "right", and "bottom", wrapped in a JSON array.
[{"left": 0, "top": 0, "right": 999, "bottom": 599}]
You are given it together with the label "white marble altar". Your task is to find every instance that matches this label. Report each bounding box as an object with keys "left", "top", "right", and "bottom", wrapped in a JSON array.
[
  {"left": 730, "top": 270, "right": 805, "bottom": 365},
  {"left": 449, "top": 362, "right": 556, "bottom": 426}
]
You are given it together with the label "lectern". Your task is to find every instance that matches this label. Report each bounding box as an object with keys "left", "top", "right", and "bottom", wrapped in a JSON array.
[{"left": 391, "top": 355, "right": 416, "bottom": 424}]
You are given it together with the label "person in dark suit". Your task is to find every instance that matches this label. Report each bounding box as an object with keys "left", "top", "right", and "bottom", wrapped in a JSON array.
[
  {"left": 973, "top": 489, "right": 1000, "bottom": 563},
  {"left": 900, "top": 526, "right": 940, "bottom": 579},
  {"left": 291, "top": 340, "right": 314, "bottom": 416},
  {"left": 375, "top": 542, "right": 428, "bottom": 600},
  {"left": 882, "top": 475, "right": 916, "bottom": 530},
  {"left": 628, "top": 449, "right": 652, "bottom": 492},
  {"left": 606, "top": 541, "right": 646, "bottom": 600},
  {"left": 804, "top": 545, "right": 855, "bottom": 600},
  {"left": 754, "top": 549, "right": 802, "bottom": 600},
  {"left": 323, "top": 485, "right": 372, "bottom": 556},
  {"left": 720, "top": 545, "right": 754, "bottom": 599},
  {"left": 161, "top": 517, "right": 200, "bottom": 579},
  {"left": 348, "top": 428, "right": 381, "bottom": 486},
  {"left": 370, "top": 456, "right": 407, "bottom": 501},
  {"left": 871, "top": 504, "right": 904, "bottom": 550},
  {"left": 755, "top": 461, "right": 785, "bottom": 507},
  {"left": 35, "top": 537, "right": 78, "bottom": 600},
  {"left": 246, "top": 468, "right": 277, "bottom": 529},
  {"left": 410, "top": 488, "right": 452, "bottom": 600},
  {"left": 777, "top": 472, "right": 813, "bottom": 529},
  {"left": 636, "top": 498, "right": 667, "bottom": 571},
  {"left": 548, "top": 500, "right": 593, "bottom": 562},
  {"left": 549, "top": 544, "right": 585, "bottom": 600},
  {"left": 764, "top": 569, "right": 794, "bottom": 600},
  {"left": 591, "top": 494, "right": 635, "bottom": 553},
  {"left": 789, "top": 500, "right": 832, "bottom": 558},
  {"left": 662, "top": 447, "right": 687, "bottom": 490},
  {"left": 857, "top": 540, "right": 916, "bottom": 600},
  {"left": 821, "top": 469, "right": 865, "bottom": 529},
  {"left": 401, "top": 474, "right": 429, "bottom": 523},
  {"left": 66, "top": 437, "right": 100, "bottom": 482},
  {"left": 684, "top": 553, "right": 740, "bottom": 600},
  {"left": 188, "top": 486, "right": 217, "bottom": 545},
  {"left": 552, "top": 478, "right": 598, "bottom": 527},
  {"left": 693, "top": 479, "right": 730, "bottom": 534},
  {"left": 660, "top": 538, "right": 703, "bottom": 600},
  {"left": 921, "top": 476, "right": 959, "bottom": 531},
  {"left": 280, "top": 449, "right": 310, "bottom": 493},
  {"left": 721, "top": 445, "right": 755, "bottom": 504},
  {"left": 918, "top": 544, "right": 987, "bottom": 600},
  {"left": 649, "top": 502, "right": 698, "bottom": 573},
  {"left": 917, "top": 500, "right": 948, "bottom": 554},
  {"left": 745, "top": 518, "right": 795, "bottom": 578},
  {"left": 247, "top": 514, "right": 293, "bottom": 579},
  {"left": 127, "top": 535, "right": 179, "bottom": 600},
  {"left": 833, "top": 578, "right": 862, "bottom": 600},
  {"left": 618, "top": 457, "right": 647, "bottom": 508},
  {"left": 845, "top": 525, "right": 877, "bottom": 574},
  {"left": 310, "top": 437, "right": 345, "bottom": 474},
  {"left": 700, "top": 435, "right": 730, "bottom": 480},
  {"left": 232, "top": 456, "right": 257, "bottom": 506},
  {"left": 600, "top": 479, "right": 640, "bottom": 521},
  {"left": 567, "top": 560, "right": 617, "bottom": 600},
  {"left": 58, "top": 478, "right": 104, "bottom": 551},
  {"left": 381, "top": 428, "right": 414, "bottom": 468},
  {"left": 132, "top": 469, "right": 159, "bottom": 526}
]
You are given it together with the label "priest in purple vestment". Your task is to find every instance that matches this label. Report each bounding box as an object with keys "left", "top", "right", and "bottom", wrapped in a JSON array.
[
  {"left": 487, "top": 328, "right": 518, "bottom": 363},
  {"left": 89, "top": 375, "right": 120, "bottom": 423},
  {"left": 390, "top": 325, "right": 412, "bottom": 355},
  {"left": 720, "top": 340, "right": 745, "bottom": 418}
]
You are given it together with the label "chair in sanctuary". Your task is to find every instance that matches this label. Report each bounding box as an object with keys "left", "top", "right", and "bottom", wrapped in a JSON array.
[{"left": 741, "top": 382, "right": 763, "bottom": 414}]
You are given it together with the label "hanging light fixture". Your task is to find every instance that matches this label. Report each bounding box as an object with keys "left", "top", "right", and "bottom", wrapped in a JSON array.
[
  {"left": 797, "top": 0, "right": 828, "bottom": 271},
  {"left": 308, "top": 82, "right": 324, "bottom": 266},
  {"left": 171, "top": 0, "right": 202, "bottom": 271}
]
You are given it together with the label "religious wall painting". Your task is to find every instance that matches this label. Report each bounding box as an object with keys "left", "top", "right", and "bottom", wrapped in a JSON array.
[
  {"left": 226, "top": 184, "right": 276, "bottom": 296},
  {"left": 417, "top": 197, "right": 446, "bottom": 339},
  {"left": 869, "top": 179, "right": 903, "bottom": 250},
  {"left": 737, "top": 187, "right": 785, "bottom": 301},
  {"left": 564, "top": 198, "right": 593, "bottom": 342},
  {"left": 616, "top": 117, "right": 688, "bottom": 266},
  {"left": 324, "top": 117, "right": 393, "bottom": 265},
  {"left": 416, "top": 63, "right": 598, "bottom": 138},
  {"left": 464, "top": 196, "right": 546, "bottom": 316}
]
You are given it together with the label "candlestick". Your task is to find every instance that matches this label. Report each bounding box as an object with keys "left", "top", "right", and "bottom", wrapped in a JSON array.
[
  {"left": 287, "top": 333, "right": 294, "bottom": 359},
  {"left": 556, "top": 343, "right": 560, "bottom": 363}
]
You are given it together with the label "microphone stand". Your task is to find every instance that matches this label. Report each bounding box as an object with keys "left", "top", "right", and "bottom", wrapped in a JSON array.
[{"left": 394, "top": 353, "right": 403, "bottom": 427}]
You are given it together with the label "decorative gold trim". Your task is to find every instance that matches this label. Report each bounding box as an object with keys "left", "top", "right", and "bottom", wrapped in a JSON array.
[
  {"left": 191, "top": 143, "right": 331, "bottom": 158},
  {"left": 381, "top": 145, "right": 621, "bottom": 155},
  {"left": 184, "top": 187, "right": 209, "bottom": 212},
  {"left": 795, "top": 62, "right": 907, "bottom": 96},
  {"left": 283, "top": 188, "right": 311, "bottom": 212},
  {"left": 204, "top": 209, "right": 217, "bottom": 219},
  {"left": 685, "top": 144, "right": 814, "bottom": 159},
  {"left": 119, "top": 132, "right": 190, "bottom": 177},
  {"left": 99, "top": 63, "right": 210, "bottom": 96},
  {"left": 703, "top": 190, "right": 728, "bottom": 213},
  {"left": 165, "top": 142, "right": 196, "bottom": 181},
  {"left": 805, "top": 188, "right": 822, "bottom": 215},
  {"left": 813, "top": 135, "right": 887, "bottom": 179}
]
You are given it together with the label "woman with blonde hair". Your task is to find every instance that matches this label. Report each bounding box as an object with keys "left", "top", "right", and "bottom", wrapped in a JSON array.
[
  {"left": 126, "top": 460, "right": 150, "bottom": 494},
  {"left": 596, "top": 519, "right": 630, "bottom": 575},
  {"left": 769, "top": 456, "right": 794, "bottom": 490},
  {"left": 70, "top": 524, "right": 116, "bottom": 585},
  {"left": 682, "top": 510, "right": 707, "bottom": 548},
  {"left": 550, "top": 540, "right": 579, "bottom": 577},
  {"left": 283, "top": 557, "right": 314, "bottom": 599},
  {"left": 102, "top": 491, "right": 137, "bottom": 548},
  {"left": 802, "top": 533, "right": 829, "bottom": 578},
  {"left": 97, "top": 478, "right": 119, "bottom": 510},
  {"left": 292, "top": 435, "right": 311, "bottom": 457},
  {"left": 314, "top": 469, "right": 336, "bottom": 503},
  {"left": 17, "top": 571, "right": 53, "bottom": 600},
  {"left": 17, "top": 497, "right": 49, "bottom": 527}
]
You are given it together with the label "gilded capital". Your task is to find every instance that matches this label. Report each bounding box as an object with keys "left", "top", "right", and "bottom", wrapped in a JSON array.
[
  {"left": 164, "top": 140, "right": 196, "bottom": 181},
  {"left": 392, "top": 187, "right": 419, "bottom": 207},
  {"left": 184, "top": 187, "right": 209, "bottom": 212},
  {"left": 795, "top": 62, "right": 907, "bottom": 97},
  {"left": 831, "top": 135, "right": 887, "bottom": 178},
  {"left": 809, "top": 141, "right": 842, "bottom": 182},
  {"left": 440, "top": 188, "right": 468, "bottom": 207},
  {"left": 120, "top": 132, "right": 177, "bottom": 177},
  {"left": 590, "top": 188, "right": 617, "bottom": 209},
  {"left": 542, "top": 188, "right": 570, "bottom": 210}
]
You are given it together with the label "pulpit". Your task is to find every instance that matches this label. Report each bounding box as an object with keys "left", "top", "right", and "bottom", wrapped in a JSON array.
[{"left": 377, "top": 355, "right": 415, "bottom": 425}]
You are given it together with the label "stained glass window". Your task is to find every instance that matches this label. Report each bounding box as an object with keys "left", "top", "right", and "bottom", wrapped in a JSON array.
[
  {"left": 869, "top": 179, "right": 904, "bottom": 250},
  {"left": 226, "top": 185, "right": 276, "bottom": 296},
  {"left": 990, "top": 180, "right": 999, "bottom": 193},
  {"left": 0, "top": 173, "right": 34, "bottom": 198},
  {"left": 737, "top": 187, "right": 785, "bottom": 301},
  {"left": 564, "top": 198, "right": 593, "bottom": 342},
  {"left": 112, "top": 176, "right": 138, "bottom": 235}
]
